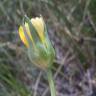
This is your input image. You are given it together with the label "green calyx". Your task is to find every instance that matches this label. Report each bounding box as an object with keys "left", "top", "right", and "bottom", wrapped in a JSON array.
[{"left": 28, "top": 40, "right": 55, "bottom": 70}]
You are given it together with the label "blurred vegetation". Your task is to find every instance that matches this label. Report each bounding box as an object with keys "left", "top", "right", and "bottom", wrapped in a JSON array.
[{"left": 0, "top": 0, "right": 96, "bottom": 96}]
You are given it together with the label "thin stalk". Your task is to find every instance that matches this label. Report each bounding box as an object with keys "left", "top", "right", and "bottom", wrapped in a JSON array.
[{"left": 47, "top": 69, "right": 56, "bottom": 96}]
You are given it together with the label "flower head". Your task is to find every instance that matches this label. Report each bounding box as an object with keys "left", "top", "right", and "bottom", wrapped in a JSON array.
[{"left": 18, "top": 15, "right": 55, "bottom": 70}]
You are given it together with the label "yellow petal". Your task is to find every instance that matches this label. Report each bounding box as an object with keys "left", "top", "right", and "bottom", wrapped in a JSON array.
[
  {"left": 25, "top": 22, "right": 34, "bottom": 45},
  {"left": 18, "top": 26, "right": 29, "bottom": 47},
  {"left": 31, "top": 17, "right": 45, "bottom": 43}
]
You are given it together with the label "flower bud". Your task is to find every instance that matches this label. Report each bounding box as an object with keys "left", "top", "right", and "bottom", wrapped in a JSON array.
[{"left": 18, "top": 15, "right": 55, "bottom": 70}]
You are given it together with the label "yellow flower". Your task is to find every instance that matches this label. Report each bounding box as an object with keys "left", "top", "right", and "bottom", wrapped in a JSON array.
[
  {"left": 19, "top": 16, "right": 46, "bottom": 48},
  {"left": 18, "top": 15, "right": 55, "bottom": 70}
]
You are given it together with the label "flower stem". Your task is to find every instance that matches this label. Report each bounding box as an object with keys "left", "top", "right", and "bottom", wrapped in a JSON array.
[{"left": 47, "top": 69, "right": 56, "bottom": 96}]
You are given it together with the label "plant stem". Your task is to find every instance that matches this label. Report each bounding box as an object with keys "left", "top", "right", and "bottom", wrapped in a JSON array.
[{"left": 47, "top": 69, "right": 56, "bottom": 96}]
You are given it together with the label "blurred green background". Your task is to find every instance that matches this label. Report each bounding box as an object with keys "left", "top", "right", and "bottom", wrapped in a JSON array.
[{"left": 0, "top": 0, "right": 96, "bottom": 96}]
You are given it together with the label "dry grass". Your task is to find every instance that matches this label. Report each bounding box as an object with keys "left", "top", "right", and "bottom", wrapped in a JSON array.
[{"left": 0, "top": 0, "right": 96, "bottom": 96}]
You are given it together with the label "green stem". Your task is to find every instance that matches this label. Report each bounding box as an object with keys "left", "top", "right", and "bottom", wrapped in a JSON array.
[{"left": 47, "top": 69, "right": 56, "bottom": 96}]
